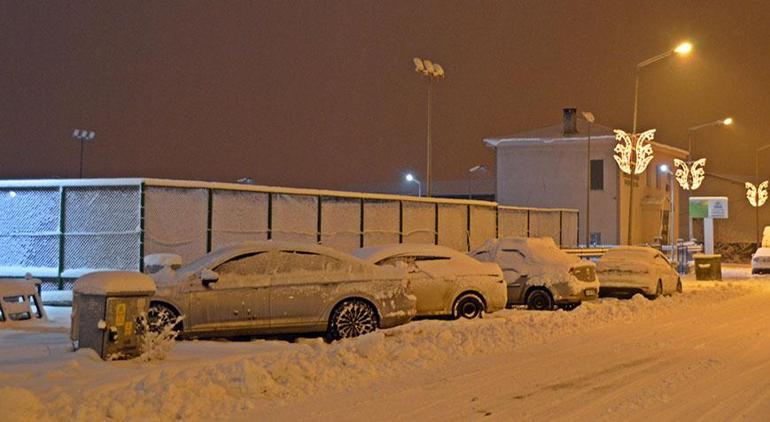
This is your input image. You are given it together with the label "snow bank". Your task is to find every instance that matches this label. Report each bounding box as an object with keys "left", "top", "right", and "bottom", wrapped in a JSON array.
[{"left": 1, "top": 281, "right": 766, "bottom": 420}]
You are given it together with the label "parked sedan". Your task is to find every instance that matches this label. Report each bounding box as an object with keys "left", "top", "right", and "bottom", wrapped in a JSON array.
[
  {"left": 352, "top": 244, "right": 506, "bottom": 319},
  {"left": 470, "top": 237, "right": 599, "bottom": 310},
  {"left": 145, "top": 241, "right": 417, "bottom": 340},
  {"left": 751, "top": 247, "right": 770, "bottom": 274},
  {"left": 597, "top": 246, "right": 682, "bottom": 298}
]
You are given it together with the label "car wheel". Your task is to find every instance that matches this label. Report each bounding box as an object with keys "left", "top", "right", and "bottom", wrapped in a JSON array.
[
  {"left": 147, "top": 303, "right": 180, "bottom": 333},
  {"left": 526, "top": 289, "right": 554, "bottom": 311},
  {"left": 676, "top": 278, "right": 683, "bottom": 294},
  {"left": 559, "top": 302, "right": 580, "bottom": 311},
  {"left": 453, "top": 293, "right": 485, "bottom": 319},
  {"left": 328, "top": 299, "right": 379, "bottom": 340}
]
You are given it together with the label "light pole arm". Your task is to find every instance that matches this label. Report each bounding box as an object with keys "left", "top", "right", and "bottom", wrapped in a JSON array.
[{"left": 636, "top": 50, "right": 674, "bottom": 68}]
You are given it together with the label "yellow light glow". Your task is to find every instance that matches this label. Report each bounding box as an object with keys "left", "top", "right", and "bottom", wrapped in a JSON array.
[
  {"left": 674, "top": 158, "right": 706, "bottom": 190},
  {"left": 674, "top": 42, "right": 693, "bottom": 55},
  {"left": 746, "top": 181, "right": 769, "bottom": 207},
  {"left": 613, "top": 129, "right": 656, "bottom": 175},
  {"left": 722, "top": 117, "right": 733, "bottom": 125}
]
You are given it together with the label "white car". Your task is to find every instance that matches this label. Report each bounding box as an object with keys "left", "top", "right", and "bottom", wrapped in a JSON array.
[
  {"left": 144, "top": 241, "right": 417, "bottom": 340},
  {"left": 470, "top": 237, "right": 600, "bottom": 311},
  {"left": 751, "top": 247, "right": 770, "bottom": 274},
  {"left": 597, "top": 246, "right": 682, "bottom": 298},
  {"left": 353, "top": 244, "right": 507, "bottom": 319}
]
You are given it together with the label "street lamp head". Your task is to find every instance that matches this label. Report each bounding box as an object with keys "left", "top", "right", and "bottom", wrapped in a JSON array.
[
  {"left": 674, "top": 41, "right": 693, "bottom": 55},
  {"left": 469, "top": 164, "right": 487, "bottom": 173},
  {"left": 660, "top": 164, "right": 669, "bottom": 173},
  {"left": 581, "top": 111, "right": 595, "bottom": 123},
  {"left": 413, "top": 57, "right": 425, "bottom": 73},
  {"left": 405, "top": 173, "right": 414, "bottom": 182},
  {"left": 722, "top": 117, "right": 734, "bottom": 126}
]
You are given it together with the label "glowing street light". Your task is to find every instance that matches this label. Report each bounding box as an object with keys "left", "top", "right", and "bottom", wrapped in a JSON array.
[
  {"left": 659, "top": 164, "right": 677, "bottom": 261},
  {"left": 405, "top": 173, "right": 422, "bottom": 197},
  {"left": 467, "top": 165, "right": 487, "bottom": 199},
  {"left": 625, "top": 40, "right": 693, "bottom": 245},
  {"left": 72, "top": 129, "right": 96, "bottom": 178},
  {"left": 413, "top": 57, "right": 445, "bottom": 197}
]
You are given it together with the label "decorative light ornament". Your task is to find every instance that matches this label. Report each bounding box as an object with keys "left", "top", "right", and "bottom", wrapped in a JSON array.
[
  {"left": 613, "top": 129, "right": 656, "bottom": 175},
  {"left": 746, "top": 181, "right": 769, "bottom": 207},
  {"left": 673, "top": 158, "right": 706, "bottom": 190}
]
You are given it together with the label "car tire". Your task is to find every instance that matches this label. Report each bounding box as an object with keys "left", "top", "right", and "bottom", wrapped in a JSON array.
[
  {"left": 147, "top": 302, "right": 181, "bottom": 333},
  {"left": 453, "top": 293, "right": 485, "bottom": 319},
  {"left": 328, "top": 299, "right": 379, "bottom": 340},
  {"left": 676, "top": 278, "right": 683, "bottom": 294},
  {"left": 526, "top": 289, "right": 554, "bottom": 311}
]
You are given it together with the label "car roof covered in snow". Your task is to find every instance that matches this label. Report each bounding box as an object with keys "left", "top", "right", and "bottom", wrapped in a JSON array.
[
  {"left": 181, "top": 241, "right": 368, "bottom": 272},
  {"left": 604, "top": 246, "right": 660, "bottom": 256},
  {"left": 74, "top": 272, "right": 156, "bottom": 296},
  {"left": 352, "top": 244, "right": 479, "bottom": 265},
  {"left": 754, "top": 247, "right": 770, "bottom": 257}
]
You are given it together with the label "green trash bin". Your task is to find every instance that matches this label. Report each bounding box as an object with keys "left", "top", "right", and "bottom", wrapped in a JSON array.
[{"left": 693, "top": 254, "right": 722, "bottom": 281}]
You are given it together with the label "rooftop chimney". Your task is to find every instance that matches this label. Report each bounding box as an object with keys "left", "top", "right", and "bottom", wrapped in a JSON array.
[{"left": 563, "top": 108, "right": 578, "bottom": 135}]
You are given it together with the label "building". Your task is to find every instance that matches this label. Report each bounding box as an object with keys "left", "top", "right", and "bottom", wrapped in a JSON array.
[{"left": 484, "top": 108, "right": 689, "bottom": 246}]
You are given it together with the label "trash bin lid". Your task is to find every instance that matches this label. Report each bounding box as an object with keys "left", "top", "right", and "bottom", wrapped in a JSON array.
[
  {"left": 74, "top": 272, "right": 156, "bottom": 296},
  {"left": 0, "top": 278, "right": 40, "bottom": 296}
]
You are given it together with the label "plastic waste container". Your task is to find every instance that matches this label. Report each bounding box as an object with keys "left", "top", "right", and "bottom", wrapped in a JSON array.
[
  {"left": 693, "top": 254, "right": 722, "bottom": 281},
  {"left": 71, "top": 272, "right": 156, "bottom": 360}
]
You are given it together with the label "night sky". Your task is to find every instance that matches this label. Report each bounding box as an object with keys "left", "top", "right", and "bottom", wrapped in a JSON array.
[{"left": 2, "top": 1, "right": 769, "bottom": 190}]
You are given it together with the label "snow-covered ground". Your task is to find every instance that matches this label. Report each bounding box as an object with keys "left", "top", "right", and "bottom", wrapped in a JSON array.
[{"left": 2, "top": 265, "right": 769, "bottom": 421}]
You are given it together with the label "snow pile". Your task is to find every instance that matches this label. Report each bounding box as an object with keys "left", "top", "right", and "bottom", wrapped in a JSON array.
[{"left": 1, "top": 281, "right": 766, "bottom": 420}]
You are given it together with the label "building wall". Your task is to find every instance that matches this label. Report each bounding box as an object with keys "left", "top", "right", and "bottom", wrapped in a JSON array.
[
  {"left": 496, "top": 138, "right": 620, "bottom": 245},
  {"left": 496, "top": 139, "right": 682, "bottom": 246}
]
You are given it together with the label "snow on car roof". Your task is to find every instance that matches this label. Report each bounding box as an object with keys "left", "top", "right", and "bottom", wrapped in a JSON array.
[
  {"left": 352, "top": 243, "right": 475, "bottom": 264},
  {"left": 181, "top": 240, "right": 367, "bottom": 272},
  {"left": 73, "top": 272, "right": 156, "bottom": 296},
  {"left": 754, "top": 248, "right": 770, "bottom": 257}
]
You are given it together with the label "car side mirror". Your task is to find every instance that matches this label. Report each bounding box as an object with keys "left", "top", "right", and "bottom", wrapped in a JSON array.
[{"left": 199, "top": 269, "right": 219, "bottom": 286}]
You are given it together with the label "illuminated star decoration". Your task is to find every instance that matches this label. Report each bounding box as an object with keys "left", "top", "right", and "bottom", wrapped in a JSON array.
[
  {"left": 673, "top": 158, "right": 707, "bottom": 190},
  {"left": 746, "top": 181, "right": 769, "bottom": 207},
  {"left": 613, "top": 129, "right": 656, "bottom": 175}
]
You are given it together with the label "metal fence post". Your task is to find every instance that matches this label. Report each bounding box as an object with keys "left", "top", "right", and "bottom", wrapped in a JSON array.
[
  {"left": 398, "top": 200, "right": 403, "bottom": 243},
  {"left": 57, "top": 186, "right": 66, "bottom": 289},
  {"left": 317, "top": 196, "right": 323, "bottom": 244},
  {"left": 139, "top": 183, "right": 146, "bottom": 273},
  {"left": 434, "top": 203, "right": 439, "bottom": 245},
  {"left": 360, "top": 198, "right": 365, "bottom": 247},
  {"left": 206, "top": 189, "right": 213, "bottom": 252},
  {"left": 267, "top": 193, "right": 273, "bottom": 240}
]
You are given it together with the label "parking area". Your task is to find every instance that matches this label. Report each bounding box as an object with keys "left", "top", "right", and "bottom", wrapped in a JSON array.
[{"left": 2, "top": 266, "right": 769, "bottom": 420}]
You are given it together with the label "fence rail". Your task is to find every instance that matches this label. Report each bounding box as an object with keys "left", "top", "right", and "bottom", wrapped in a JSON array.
[{"left": 0, "top": 178, "right": 579, "bottom": 283}]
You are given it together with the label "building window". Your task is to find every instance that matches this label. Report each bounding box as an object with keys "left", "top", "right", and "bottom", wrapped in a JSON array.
[{"left": 590, "top": 159, "right": 603, "bottom": 190}]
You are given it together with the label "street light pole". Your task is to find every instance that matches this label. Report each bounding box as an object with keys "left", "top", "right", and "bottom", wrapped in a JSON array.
[
  {"left": 660, "top": 164, "right": 676, "bottom": 261},
  {"left": 754, "top": 145, "right": 770, "bottom": 244},
  {"left": 72, "top": 129, "right": 96, "bottom": 178},
  {"left": 582, "top": 111, "right": 595, "bottom": 247},
  {"left": 413, "top": 58, "right": 445, "bottom": 197},
  {"left": 626, "top": 41, "right": 693, "bottom": 245},
  {"left": 467, "top": 165, "right": 487, "bottom": 200},
  {"left": 686, "top": 117, "right": 733, "bottom": 239},
  {"left": 405, "top": 173, "right": 422, "bottom": 197}
]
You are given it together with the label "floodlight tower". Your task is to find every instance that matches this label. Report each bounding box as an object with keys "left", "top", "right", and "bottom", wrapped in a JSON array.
[
  {"left": 413, "top": 57, "right": 445, "bottom": 197},
  {"left": 72, "top": 129, "right": 96, "bottom": 178}
]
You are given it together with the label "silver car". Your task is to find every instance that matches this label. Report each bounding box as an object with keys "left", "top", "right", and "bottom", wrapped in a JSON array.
[
  {"left": 145, "top": 241, "right": 417, "bottom": 340},
  {"left": 353, "top": 244, "right": 507, "bottom": 319}
]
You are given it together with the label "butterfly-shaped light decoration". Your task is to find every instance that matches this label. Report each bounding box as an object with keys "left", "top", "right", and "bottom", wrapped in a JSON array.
[
  {"left": 613, "top": 129, "right": 656, "bottom": 175},
  {"left": 673, "top": 158, "right": 707, "bottom": 190},
  {"left": 746, "top": 181, "right": 769, "bottom": 207},
  {"left": 633, "top": 129, "right": 656, "bottom": 175}
]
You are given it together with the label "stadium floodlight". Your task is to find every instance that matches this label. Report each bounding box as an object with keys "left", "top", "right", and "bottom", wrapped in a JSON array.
[
  {"left": 412, "top": 57, "right": 446, "bottom": 197},
  {"left": 72, "top": 128, "right": 96, "bottom": 178}
]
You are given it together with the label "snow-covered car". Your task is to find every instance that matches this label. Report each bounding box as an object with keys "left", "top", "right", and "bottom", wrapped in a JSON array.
[
  {"left": 145, "top": 241, "right": 417, "bottom": 340},
  {"left": 751, "top": 247, "right": 770, "bottom": 274},
  {"left": 470, "top": 237, "right": 600, "bottom": 310},
  {"left": 0, "top": 276, "right": 47, "bottom": 323},
  {"left": 596, "top": 246, "right": 682, "bottom": 298},
  {"left": 352, "top": 244, "right": 507, "bottom": 319}
]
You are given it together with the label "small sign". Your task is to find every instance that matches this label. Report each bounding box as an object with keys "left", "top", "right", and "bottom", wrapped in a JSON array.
[{"left": 689, "top": 197, "right": 728, "bottom": 219}]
